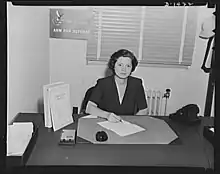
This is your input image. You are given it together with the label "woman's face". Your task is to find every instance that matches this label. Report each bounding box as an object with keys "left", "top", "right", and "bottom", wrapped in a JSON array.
[{"left": 114, "top": 56, "right": 132, "bottom": 79}]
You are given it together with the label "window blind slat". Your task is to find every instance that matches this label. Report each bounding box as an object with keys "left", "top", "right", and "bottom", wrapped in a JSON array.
[
  {"left": 143, "top": 37, "right": 182, "bottom": 43},
  {"left": 100, "top": 6, "right": 141, "bottom": 12},
  {"left": 102, "top": 41, "right": 139, "bottom": 44},
  {"left": 102, "top": 34, "right": 139, "bottom": 37},
  {"left": 102, "top": 26, "right": 140, "bottom": 30},
  {"left": 144, "top": 52, "right": 179, "bottom": 57},
  {"left": 102, "top": 14, "right": 141, "bottom": 18},
  {"left": 139, "top": 60, "right": 180, "bottom": 65},
  {"left": 102, "top": 30, "right": 140, "bottom": 34}
]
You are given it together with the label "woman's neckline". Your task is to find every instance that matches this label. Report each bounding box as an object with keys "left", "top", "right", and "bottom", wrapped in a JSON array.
[
  {"left": 112, "top": 75, "right": 130, "bottom": 105},
  {"left": 114, "top": 75, "right": 128, "bottom": 86}
]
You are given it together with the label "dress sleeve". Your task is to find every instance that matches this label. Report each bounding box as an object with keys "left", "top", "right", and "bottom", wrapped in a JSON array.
[
  {"left": 136, "top": 79, "right": 148, "bottom": 111},
  {"left": 89, "top": 79, "right": 103, "bottom": 106}
]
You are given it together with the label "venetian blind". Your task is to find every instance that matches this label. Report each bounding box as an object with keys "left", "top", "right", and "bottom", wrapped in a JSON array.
[
  {"left": 181, "top": 7, "right": 198, "bottom": 66},
  {"left": 87, "top": 6, "right": 142, "bottom": 61},
  {"left": 86, "top": 8, "right": 99, "bottom": 60},
  {"left": 86, "top": 6, "right": 198, "bottom": 67},
  {"left": 141, "top": 6, "right": 197, "bottom": 66}
]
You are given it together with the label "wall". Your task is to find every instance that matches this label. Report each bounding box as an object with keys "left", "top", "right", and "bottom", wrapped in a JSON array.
[
  {"left": 50, "top": 6, "right": 214, "bottom": 116},
  {"left": 7, "top": 2, "right": 50, "bottom": 124},
  {"left": 7, "top": 5, "right": 214, "bottom": 126}
]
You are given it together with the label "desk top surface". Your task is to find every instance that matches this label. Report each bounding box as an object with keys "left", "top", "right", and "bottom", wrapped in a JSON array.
[{"left": 12, "top": 113, "right": 214, "bottom": 168}]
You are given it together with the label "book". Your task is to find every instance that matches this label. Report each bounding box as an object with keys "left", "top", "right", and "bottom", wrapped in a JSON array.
[
  {"left": 43, "top": 82, "right": 64, "bottom": 128},
  {"left": 49, "top": 83, "right": 74, "bottom": 131}
]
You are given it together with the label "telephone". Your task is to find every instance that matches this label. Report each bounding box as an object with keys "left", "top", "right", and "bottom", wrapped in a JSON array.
[{"left": 169, "top": 104, "right": 201, "bottom": 125}]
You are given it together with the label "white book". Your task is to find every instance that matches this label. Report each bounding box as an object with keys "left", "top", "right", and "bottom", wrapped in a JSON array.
[
  {"left": 49, "top": 83, "right": 74, "bottom": 131},
  {"left": 43, "top": 82, "right": 64, "bottom": 128}
]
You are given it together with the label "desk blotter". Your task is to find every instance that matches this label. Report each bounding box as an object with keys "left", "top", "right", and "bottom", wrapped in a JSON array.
[{"left": 77, "top": 116, "right": 178, "bottom": 144}]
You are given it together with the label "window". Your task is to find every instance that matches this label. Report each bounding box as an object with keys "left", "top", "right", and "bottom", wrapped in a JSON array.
[{"left": 86, "top": 6, "right": 198, "bottom": 68}]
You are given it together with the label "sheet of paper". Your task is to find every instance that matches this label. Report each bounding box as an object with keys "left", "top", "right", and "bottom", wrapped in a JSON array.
[
  {"left": 97, "top": 120, "right": 145, "bottom": 136},
  {"left": 82, "top": 115, "right": 98, "bottom": 119},
  {"left": 7, "top": 122, "right": 33, "bottom": 156}
]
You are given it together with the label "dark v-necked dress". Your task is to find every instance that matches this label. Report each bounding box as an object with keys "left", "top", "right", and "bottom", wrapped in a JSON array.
[{"left": 89, "top": 75, "right": 147, "bottom": 115}]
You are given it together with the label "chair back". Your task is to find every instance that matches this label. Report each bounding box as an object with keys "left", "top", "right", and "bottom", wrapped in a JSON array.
[{"left": 80, "top": 86, "right": 95, "bottom": 114}]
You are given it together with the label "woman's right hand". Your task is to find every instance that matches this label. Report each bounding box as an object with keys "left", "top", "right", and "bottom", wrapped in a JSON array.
[{"left": 107, "top": 113, "right": 122, "bottom": 123}]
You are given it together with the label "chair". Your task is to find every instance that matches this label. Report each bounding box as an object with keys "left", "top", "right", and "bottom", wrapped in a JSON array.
[{"left": 80, "top": 86, "right": 95, "bottom": 114}]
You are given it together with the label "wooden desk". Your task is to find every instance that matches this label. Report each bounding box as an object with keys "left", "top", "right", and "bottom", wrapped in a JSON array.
[{"left": 10, "top": 113, "right": 214, "bottom": 171}]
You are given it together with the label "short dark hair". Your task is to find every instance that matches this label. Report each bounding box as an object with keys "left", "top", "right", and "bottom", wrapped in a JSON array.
[{"left": 108, "top": 49, "right": 138, "bottom": 73}]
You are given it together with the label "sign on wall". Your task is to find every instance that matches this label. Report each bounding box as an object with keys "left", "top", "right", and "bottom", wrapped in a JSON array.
[{"left": 50, "top": 8, "right": 95, "bottom": 40}]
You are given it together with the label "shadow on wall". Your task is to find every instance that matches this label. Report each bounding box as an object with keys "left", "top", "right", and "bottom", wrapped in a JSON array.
[
  {"left": 79, "top": 63, "right": 112, "bottom": 114},
  {"left": 37, "top": 97, "right": 44, "bottom": 113},
  {"left": 79, "top": 61, "right": 113, "bottom": 114},
  {"left": 104, "top": 67, "right": 113, "bottom": 77},
  {"left": 104, "top": 60, "right": 113, "bottom": 77}
]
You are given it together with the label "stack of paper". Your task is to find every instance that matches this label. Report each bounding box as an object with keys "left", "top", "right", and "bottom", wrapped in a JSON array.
[
  {"left": 7, "top": 122, "right": 33, "bottom": 156},
  {"left": 97, "top": 120, "right": 145, "bottom": 136},
  {"left": 43, "top": 82, "right": 74, "bottom": 131}
]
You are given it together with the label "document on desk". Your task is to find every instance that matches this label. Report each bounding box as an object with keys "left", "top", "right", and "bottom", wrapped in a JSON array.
[{"left": 97, "top": 120, "right": 145, "bottom": 136}]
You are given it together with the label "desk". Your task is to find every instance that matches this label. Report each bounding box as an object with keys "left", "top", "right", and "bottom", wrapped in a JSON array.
[{"left": 10, "top": 113, "right": 214, "bottom": 171}]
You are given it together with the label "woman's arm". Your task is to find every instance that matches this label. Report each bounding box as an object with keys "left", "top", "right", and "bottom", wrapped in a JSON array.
[
  {"left": 136, "top": 108, "right": 148, "bottom": 115},
  {"left": 86, "top": 101, "right": 110, "bottom": 119},
  {"left": 86, "top": 101, "right": 122, "bottom": 122}
]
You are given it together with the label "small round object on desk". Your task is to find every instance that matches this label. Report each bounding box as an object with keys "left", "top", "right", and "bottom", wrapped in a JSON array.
[{"left": 96, "top": 131, "right": 108, "bottom": 142}]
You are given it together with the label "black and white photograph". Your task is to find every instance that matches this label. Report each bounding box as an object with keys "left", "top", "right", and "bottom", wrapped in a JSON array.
[{"left": 5, "top": 1, "right": 216, "bottom": 173}]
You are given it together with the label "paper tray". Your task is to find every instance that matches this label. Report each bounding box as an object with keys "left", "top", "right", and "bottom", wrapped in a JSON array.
[{"left": 6, "top": 124, "right": 39, "bottom": 167}]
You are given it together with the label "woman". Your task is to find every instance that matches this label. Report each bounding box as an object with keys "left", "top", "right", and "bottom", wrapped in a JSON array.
[{"left": 86, "top": 49, "right": 148, "bottom": 122}]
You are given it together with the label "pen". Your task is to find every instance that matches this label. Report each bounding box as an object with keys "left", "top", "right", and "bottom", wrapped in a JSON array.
[
  {"left": 118, "top": 118, "right": 123, "bottom": 123},
  {"left": 114, "top": 116, "right": 122, "bottom": 123}
]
